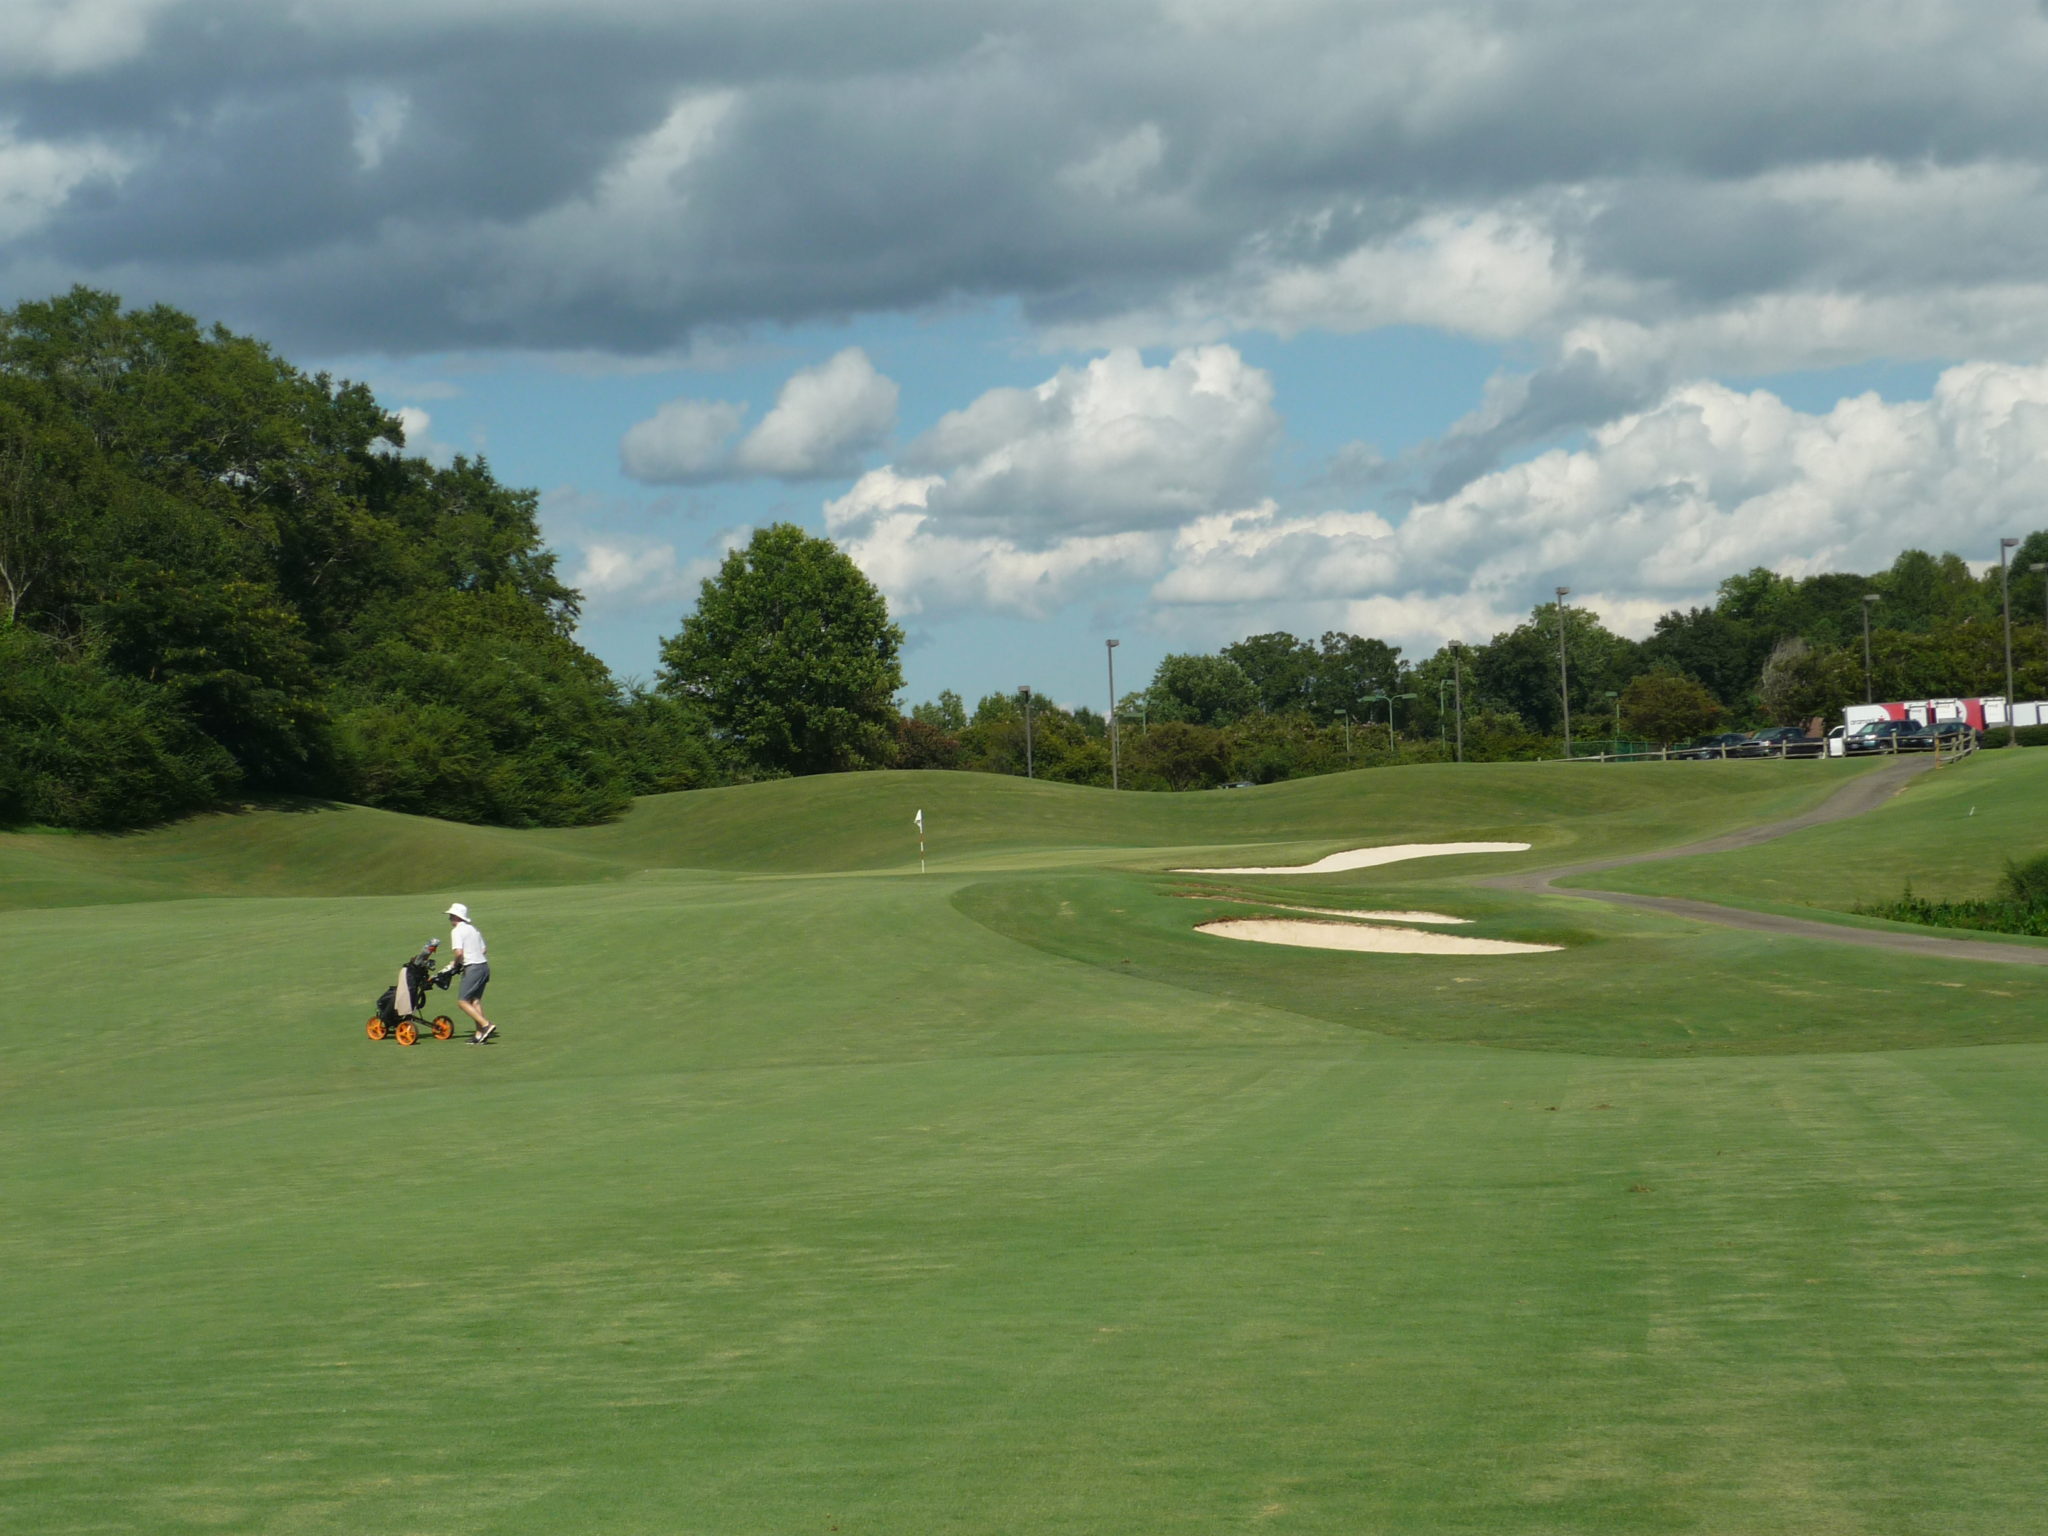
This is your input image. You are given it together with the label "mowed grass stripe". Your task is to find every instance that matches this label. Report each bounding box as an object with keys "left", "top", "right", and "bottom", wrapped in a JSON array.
[{"left": 12, "top": 1040, "right": 2048, "bottom": 1531}]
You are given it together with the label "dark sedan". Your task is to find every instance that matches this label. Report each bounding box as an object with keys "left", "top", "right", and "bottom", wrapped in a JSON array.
[
  {"left": 1844, "top": 719, "right": 1918, "bottom": 754},
  {"left": 1673, "top": 732, "right": 1760, "bottom": 760},
  {"left": 1747, "top": 725, "right": 1825, "bottom": 758},
  {"left": 1897, "top": 719, "right": 1976, "bottom": 752}
]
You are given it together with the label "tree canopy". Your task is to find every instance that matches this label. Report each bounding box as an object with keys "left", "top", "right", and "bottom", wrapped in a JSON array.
[
  {"left": 0, "top": 287, "right": 631, "bottom": 828},
  {"left": 658, "top": 523, "right": 905, "bottom": 776}
]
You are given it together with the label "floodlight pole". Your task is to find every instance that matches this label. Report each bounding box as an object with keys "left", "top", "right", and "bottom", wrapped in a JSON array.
[
  {"left": 1555, "top": 586, "right": 1572, "bottom": 758},
  {"left": 1452, "top": 641, "right": 1465, "bottom": 764},
  {"left": 1438, "top": 678, "right": 1451, "bottom": 752},
  {"left": 1106, "top": 639, "right": 1121, "bottom": 789},
  {"left": 2002, "top": 538, "right": 2020, "bottom": 746},
  {"left": 1019, "top": 685, "right": 1034, "bottom": 778},
  {"left": 1335, "top": 707, "right": 1350, "bottom": 756},
  {"left": 1606, "top": 689, "right": 1620, "bottom": 753},
  {"left": 1861, "top": 594, "right": 1880, "bottom": 703},
  {"left": 1389, "top": 692, "right": 1416, "bottom": 753}
]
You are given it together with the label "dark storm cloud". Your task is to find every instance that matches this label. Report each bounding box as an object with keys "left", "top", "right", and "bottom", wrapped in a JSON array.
[{"left": 7, "top": 0, "right": 2048, "bottom": 374}]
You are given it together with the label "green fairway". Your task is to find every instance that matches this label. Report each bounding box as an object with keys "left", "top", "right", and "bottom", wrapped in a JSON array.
[{"left": 7, "top": 760, "right": 2048, "bottom": 1533}]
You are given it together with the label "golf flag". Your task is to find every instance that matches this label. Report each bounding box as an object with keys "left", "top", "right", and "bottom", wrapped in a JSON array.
[
  {"left": 915, "top": 809, "right": 925, "bottom": 873},
  {"left": 915, "top": 809, "right": 923, "bottom": 833}
]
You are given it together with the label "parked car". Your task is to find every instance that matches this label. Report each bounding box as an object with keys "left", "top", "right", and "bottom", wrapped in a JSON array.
[
  {"left": 1674, "top": 732, "right": 1759, "bottom": 760},
  {"left": 1843, "top": 719, "right": 1918, "bottom": 754},
  {"left": 1747, "top": 725, "right": 1825, "bottom": 758},
  {"left": 1897, "top": 719, "right": 1976, "bottom": 752}
]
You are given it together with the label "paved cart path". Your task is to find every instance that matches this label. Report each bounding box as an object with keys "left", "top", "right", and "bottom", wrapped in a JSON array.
[{"left": 1484, "top": 755, "right": 2048, "bottom": 966}]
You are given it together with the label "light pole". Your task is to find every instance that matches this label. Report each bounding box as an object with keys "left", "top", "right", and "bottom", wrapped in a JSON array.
[
  {"left": 1335, "top": 708, "right": 1351, "bottom": 757},
  {"left": 1105, "top": 639, "right": 1120, "bottom": 789},
  {"left": 1438, "top": 677, "right": 1452, "bottom": 752},
  {"left": 1606, "top": 689, "right": 1620, "bottom": 751},
  {"left": 2002, "top": 537, "right": 2020, "bottom": 745},
  {"left": 1018, "top": 685, "right": 1034, "bottom": 778},
  {"left": 1555, "top": 586, "right": 1572, "bottom": 758},
  {"left": 1860, "top": 594, "right": 1880, "bottom": 703},
  {"left": 1379, "top": 692, "right": 1416, "bottom": 752},
  {"left": 1451, "top": 640, "right": 1465, "bottom": 764}
]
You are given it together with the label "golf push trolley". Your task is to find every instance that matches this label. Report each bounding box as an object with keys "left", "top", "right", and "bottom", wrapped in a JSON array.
[{"left": 365, "top": 938, "right": 460, "bottom": 1046}]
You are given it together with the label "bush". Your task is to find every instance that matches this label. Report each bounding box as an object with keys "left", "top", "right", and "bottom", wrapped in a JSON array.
[{"left": 1999, "top": 852, "right": 2048, "bottom": 906}]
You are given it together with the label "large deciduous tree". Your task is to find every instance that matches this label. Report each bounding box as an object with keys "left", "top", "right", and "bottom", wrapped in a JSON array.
[
  {"left": 0, "top": 287, "right": 639, "bottom": 829},
  {"left": 1148, "top": 652, "right": 1257, "bottom": 726},
  {"left": 658, "top": 523, "right": 904, "bottom": 776},
  {"left": 1618, "top": 671, "right": 1722, "bottom": 747}
]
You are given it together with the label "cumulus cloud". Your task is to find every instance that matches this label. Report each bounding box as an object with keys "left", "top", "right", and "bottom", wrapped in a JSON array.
[
  {"left": 901, "top": 344, "right": 1278, "bottom": 537},
  {"left": 816, "top": 344, "right": 1277, "bottom": 615},
  {"left": 824, "top": 467, "right": 1166, "bottom": 620},
  {"left": 821, "top": 354, "right": 2048, "bottom": 655},
  {"left": 620, "top": 396, "right": 748, "bottom": 483},
  {"left": 620, "top": 347, "right": 896, "bottom": 484},
  {"left": 1148, "top": 361, "right": 2048, "bottom": 649},
  {"left": 567, "top": 536, "right": 721, "bottom": 610},
  {"left": 732, "top": 347, "right": 897, "bottom": 478}
]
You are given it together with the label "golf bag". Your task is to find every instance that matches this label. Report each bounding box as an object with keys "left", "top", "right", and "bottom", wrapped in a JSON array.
[{"left": 376, "top": 939, "right": 451, "bottom": 1026}]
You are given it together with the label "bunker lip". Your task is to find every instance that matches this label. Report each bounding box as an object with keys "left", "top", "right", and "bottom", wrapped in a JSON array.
[
  {"left": 1174, "top": 841, "right": 1532, "bottom": 875},
  {"left": 1197, "top": 917, "right": 1561, "bottom": 956},
  {"left": 1184, "top": 897, "right": 1470, "bottom": 925}
]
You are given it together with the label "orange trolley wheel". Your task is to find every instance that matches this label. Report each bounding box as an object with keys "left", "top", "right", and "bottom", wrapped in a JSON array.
[
  {"left": 431, "top": 1016, "right": 455, "bottom": 1040},
  {"left": 395, "top": 1021, "right": 419, "bottom": 1046},
  {"left": 366, "top": 1017, "right": 387, "bottom": 1041}
]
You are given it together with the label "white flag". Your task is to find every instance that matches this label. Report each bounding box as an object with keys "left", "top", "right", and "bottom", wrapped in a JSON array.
[{"left": 915, "top": 809, "right": 924, "bottom": 832}]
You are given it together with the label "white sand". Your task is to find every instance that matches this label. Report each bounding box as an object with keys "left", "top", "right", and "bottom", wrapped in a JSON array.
[
  {"left": 1174, "top": 840, "right": 1532, "bottom": 875},
  {"left": 1196, "top": 898, "right": 1471, "bottom": 924},
  {"left": 1197, "top": 917, "right": 1561, "bottom": 956}
]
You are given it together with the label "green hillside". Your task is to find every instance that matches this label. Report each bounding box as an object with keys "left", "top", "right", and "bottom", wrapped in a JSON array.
[
  {"left": 1571, "top": 748, "right": 2048, "bottom": 914},
  {"left": 7, "top": 758, "right": 2048, "bottom": 1534},
  {"left": 2, "top": 755, "right": 1877, "bottom": 912}
]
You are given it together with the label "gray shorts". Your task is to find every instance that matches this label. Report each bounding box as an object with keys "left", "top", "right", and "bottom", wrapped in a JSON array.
[{"left": 458, "top": 962, "right": 490, "bottom": 1003}]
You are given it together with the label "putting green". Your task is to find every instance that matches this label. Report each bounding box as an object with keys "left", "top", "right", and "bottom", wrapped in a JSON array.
[{"left": 6, "top": 758, "right": 2048, "bottom": 1534}]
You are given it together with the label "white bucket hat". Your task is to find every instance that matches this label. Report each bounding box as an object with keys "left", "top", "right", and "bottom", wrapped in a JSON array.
[{"left": 446, "top": 902, "right": 469, "bottom": 922}]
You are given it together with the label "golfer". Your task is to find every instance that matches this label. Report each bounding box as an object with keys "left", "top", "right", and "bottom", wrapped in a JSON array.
[{"left": 439, "top": 901, "right": 496, "bottom": 1044}]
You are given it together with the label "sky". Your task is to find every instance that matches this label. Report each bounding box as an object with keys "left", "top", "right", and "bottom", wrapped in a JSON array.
[{"left": 7, "top": 1, "right": 2048, "bottom": 710}]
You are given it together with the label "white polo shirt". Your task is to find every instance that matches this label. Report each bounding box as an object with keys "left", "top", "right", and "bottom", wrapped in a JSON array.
[{"left": 450, "top": 919, "right": 488, "bottom": 966}]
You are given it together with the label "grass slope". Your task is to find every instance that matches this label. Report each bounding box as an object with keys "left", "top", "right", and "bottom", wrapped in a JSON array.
[
  {"left": 6, "top": 760, "right": 2048, "bottom": 1534},
  {"left": 1574, "top": 749, "right": 2048, "bottom": 919}
]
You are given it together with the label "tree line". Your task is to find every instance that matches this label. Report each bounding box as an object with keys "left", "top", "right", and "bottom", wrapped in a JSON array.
[
  {"left": 6, "top": 289, "right": 2043, "bottom": 826},
  {"left": 897, "top": 546, "right": 2048, "bottom": 789}
]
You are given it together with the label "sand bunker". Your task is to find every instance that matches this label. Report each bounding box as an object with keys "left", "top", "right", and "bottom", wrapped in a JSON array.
[
  {"left": 1175, "top": 841, "right": 1531, "bottom": 875},
  {"left": 1196, "top": 898, "right": 1470, "bottom": 924},
  {"left": 1197, "top": 917, "right": 1560, "bottom": 956}
]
